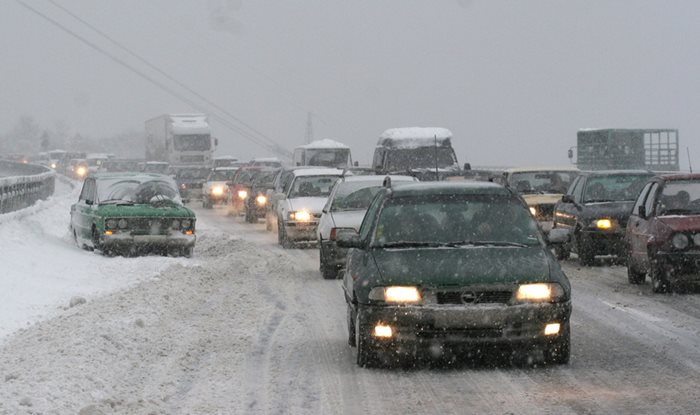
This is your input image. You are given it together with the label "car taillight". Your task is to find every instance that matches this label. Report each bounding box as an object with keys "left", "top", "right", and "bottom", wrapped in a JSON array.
[{"left": 330, "top": 228, "right": 337, "bottom": 241}]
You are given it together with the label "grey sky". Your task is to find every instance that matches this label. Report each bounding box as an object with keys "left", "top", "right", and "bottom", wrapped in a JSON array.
[{"left": 1, "top": 0, "right": 698, "bottom": 167}]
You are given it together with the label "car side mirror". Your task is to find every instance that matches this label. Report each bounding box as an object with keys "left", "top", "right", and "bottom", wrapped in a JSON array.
[
  {"left": 336, "top": 229, "right": 363, "bottom": 249},
  {"left": 638, "top": 205, "right": 647, "bottom": 219},
  {"left": 463, "top": 163, "right": 471, "bottom": 171},
  {"left": 561, "top": 194, "right": 574, "bottom": 204},
  {"left": 85, "top": 199, "right": 93, "bottom": 206}
]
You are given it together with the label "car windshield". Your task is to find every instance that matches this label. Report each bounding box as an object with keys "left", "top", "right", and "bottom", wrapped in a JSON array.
[
  {"left": 289, "top": 175, "right": 339, "bottom": 198},
  {"left": 386, "top": 147, "right": 457, "bottom": 171},
  {"left": 508, "top": 171, "right": 577, "bottom": 194},
  {"left": 373, "top": 194, "right": 540, "bottom": 247},
  {"left": 331, "top": 181, "right": 386, "bottom": 211},
  {"left": 208, "top": 170, "right": 237, "bottom": 181},
  {"left": 657, "top": 180, "right": 700, "bottom": 215},
  {"left": 173, "top": 134, "right": 211, "bottom": 151},
  {"left": 98, "top": 179, "right": 182, "bottom": 205},
  {"left": 144, "top": 164, "right": 169, "bottom": 174},
  {"left": 176, "top": 168, "right": 211, "bottom": 180},
  {"left": 304, "top": 148, "right": 350, "bottom": 167},
  {"left": 583, "top": 174, "right": 651, "bottom": 203},
  {"left": 251, "top": 171, "right": 277, "bottom": 187}
]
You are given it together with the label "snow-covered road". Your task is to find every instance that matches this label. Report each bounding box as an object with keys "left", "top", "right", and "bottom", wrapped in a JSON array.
[{"left": 1, "top": 187, "right": 700, "bottom": 414}]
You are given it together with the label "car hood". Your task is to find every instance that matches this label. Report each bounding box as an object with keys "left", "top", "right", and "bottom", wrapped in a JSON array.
[
  {"left": 330, "top": 210, "right": 367, "bottom": 230},
  {"left": 288, "top": 197, "right": 328, "bottom": 214},
  {"left": 581, "top": 201, "right": 634, "bottom": 221},
  {"left": 523, "top": 194, "right": 563, "bottom": 205},
  {"left": 658, "top": 215, "right": 700, "bottom": 232},
  {"left": 371, "top": 246, "right": 553, "bottom": 286},
  {"left": 96, "top": 204, "right": 195, "bottom": 218},
  {"left": 204, "top": 181, "right": 228, "bottom": 189}
]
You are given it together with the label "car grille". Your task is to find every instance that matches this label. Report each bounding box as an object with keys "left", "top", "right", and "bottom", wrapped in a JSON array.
[
  {"left": 123, "top": 218, "right": 190, "bottom": 234},
  {"left": 181, "top": 155, "right": 205, "bottom": 163},
  {"left": 417, "top": 327, "right": 503, "bottom": 339},
  {"left": 436, "top": 290, "right": 513, "bottom": 305}
]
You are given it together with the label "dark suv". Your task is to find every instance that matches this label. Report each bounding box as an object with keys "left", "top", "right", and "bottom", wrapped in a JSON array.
[
  {"left": 552, "top": 170, "right": 653, "bottom": 265},
  {"left": 625, "top": 174, "right": 700, "bottom": 292}
]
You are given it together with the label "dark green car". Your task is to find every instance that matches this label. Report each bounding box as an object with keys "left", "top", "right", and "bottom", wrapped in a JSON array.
[
  {"left": 338, "top": 182, "right": 572, "bottom": 367},
  {"left": 70, "top": 173, "right": 196, "bottom": 256}
]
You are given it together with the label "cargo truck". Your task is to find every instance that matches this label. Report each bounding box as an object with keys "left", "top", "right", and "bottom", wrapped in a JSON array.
[
  {"left": 572, "top": 129, "right": 679, "bottom": 171},
  {"left": 145, "top": 114, "right": 217, "bottom": 166}
]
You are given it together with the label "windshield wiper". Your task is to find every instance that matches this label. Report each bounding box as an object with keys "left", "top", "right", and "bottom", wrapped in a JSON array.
[
  {"left": 584, "top": 199, "right": 616, "bottom": 203},
  {"left": 379, "top": 241, "right": 443, "bottom": 248},
  {"left": 443, "top": 240, "right": 532, "bottom": 248},
  {"left": 99, "top": 199, "right": 134, "bottom": 205}
]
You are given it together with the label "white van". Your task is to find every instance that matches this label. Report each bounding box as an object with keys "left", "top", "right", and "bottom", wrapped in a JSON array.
[{"left": 293, "top": 139, "right": 352, "bottom": 168}]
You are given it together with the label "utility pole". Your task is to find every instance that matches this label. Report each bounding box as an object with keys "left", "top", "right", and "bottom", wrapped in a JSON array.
[{"left": 305, "top": 112, "right": 314, "bottom": 144}]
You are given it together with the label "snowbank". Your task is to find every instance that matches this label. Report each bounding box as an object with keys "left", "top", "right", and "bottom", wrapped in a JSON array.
[{"left": 0, "top": 179, "right": 193, "bottom": 343}]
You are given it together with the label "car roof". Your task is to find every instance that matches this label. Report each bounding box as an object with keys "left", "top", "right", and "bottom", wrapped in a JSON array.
[
  {"left": 293, "top": 168, "right": 345, "bottom": 177},
  {"left": 388, "top": 181, "right": 511, "bottom": 197},
  {"left": 212, "top": 166, "right": 239, "bottom": 171},
  {"left": 90, "top": 172, "right": 172, "bottom": 180},
  {"left": 504, "top": 166, "right": 580, "bottom": 173},
  {"left": 579, "top": 170, "right": 654, "bottom": 176},
  {"left": 340, "top": 175, "right": 416, "bottom": 183},
  {"left": 656, "top": 173, "right": 700, "bottom": 181}
]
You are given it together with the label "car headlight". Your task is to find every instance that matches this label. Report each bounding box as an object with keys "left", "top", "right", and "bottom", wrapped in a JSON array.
[
  {"left": 76, "top": 166, "right": 87, "bottom": 176},
  {"left": 594, "top": 218, "right": 613, "bottom": 230},
  {"left": 693, "top": 233, "right": 700, "bottom": 247},
  {"left": 289, "top": 210, "right": 311, "bottom": 222},
  {"left": 238, "top": 190, "right": 248, "bottom": 199},
  {"left": 529, "top": 206, "right": 537, "bottom": 216},
  {"left": 515, "top": 283, "right": 565, "bottom": 302},
  {"left": 369, "top": 286, "right": 422, "bottom": 303},
  {"left": 118, "top": 219, "right": 128, "bottom": 229},
  {"left": 256, "top": 195, "right": 267, "bottom": 205},
  {"left": 181, "top": 219, "right": 192, "bottom": 229},
  {"left": 106, "top": 219, "right": 118, "bottom": 229},
  {"left": 211, "top": 186, "right": 224, "bottom": 196},
  {"left": 171, "top": 219, "right": 180, "bottom": 230},
  {"left": 50, "top": 163, "right": 57, "bottom": 169},
  {"left": 672, "top": 233, "right": 689, "bottom": 250}
]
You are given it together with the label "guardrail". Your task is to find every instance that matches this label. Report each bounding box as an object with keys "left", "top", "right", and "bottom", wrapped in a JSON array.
[{"left": 0, "top": 160, "right": 55, "bottom": 214}]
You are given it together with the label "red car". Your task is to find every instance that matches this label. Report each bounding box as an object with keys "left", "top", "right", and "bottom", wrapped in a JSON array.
[{"left": 625, "top": 174, "right": 700, "bottom": 292}]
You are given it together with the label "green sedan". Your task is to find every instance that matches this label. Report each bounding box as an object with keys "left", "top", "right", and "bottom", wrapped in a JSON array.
[
  {"left": 70, "top": 172, "right": 196, "bottom": 256},
  {"left": 338, "top": 181, "right": 572, "bottom": 367}
]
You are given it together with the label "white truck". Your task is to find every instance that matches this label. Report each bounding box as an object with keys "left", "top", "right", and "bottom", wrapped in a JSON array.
[{"left": 145, "top": 114, "right": 217, "bottom": 166}]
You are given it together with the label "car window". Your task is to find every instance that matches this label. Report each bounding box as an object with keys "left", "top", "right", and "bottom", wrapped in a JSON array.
[
  {"left": 288, "top": 175, "right": 339, "bottom": 198},
  {"left": 570, "top": 176, "right": 584, "bottom": 202},
  {"left": 644, "top": 183, "right": 659, "bottom": 216},
  {"left": 372, "top": 194, "right": 540, "bottom": 246},
  {"left": 582, "top": 174, "right": 651, "bottom": 203},
  {"left": 79, "top": 180, "right": 90, "bottom": 201},
  {"left": 632, "top": 182, "right": 654, "bottom": 216},
  {"left": 358, "top": 190, "right": 385, "bottom": 241},
  {"left": 656, "top": 180, "right": 700, "bottom": 215}
]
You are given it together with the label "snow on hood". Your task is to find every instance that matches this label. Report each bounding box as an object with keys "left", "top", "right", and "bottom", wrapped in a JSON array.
[
  {"left": 297, "top": 139, "right": 349, "bottom": 149},
  {"left": 522, "top": 194, "right": 565, "bottom": 205},
  {"left": 288, "top": 197, "right": 328, "bottom": 214}
]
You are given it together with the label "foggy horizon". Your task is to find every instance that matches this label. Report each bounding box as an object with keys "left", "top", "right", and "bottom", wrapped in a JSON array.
[{"left": 2, "top": 0, "right": 698, "bottom": 168}]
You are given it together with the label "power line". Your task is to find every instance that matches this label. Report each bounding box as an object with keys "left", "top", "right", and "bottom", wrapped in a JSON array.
[{"left": 16, "top": 0, "right": 292, "bottom": 158}]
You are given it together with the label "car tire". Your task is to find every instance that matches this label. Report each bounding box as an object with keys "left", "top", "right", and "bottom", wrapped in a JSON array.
[
  {"left": 266, "top": 215, "right": 272, "bottom": 231},
  {"left": 356, "top": 312, "right": 379, "bottom": 368},
  {"left": 554, "top": 245, "right": 570, "bottom": 260},
  {"left": 627, "top": 262, "right": 646, "bottom": 284},
  {"left": 650, "top": 259, "right": 671, "bottom": 293},
  {"left": 577, "top": 233, "right": 595, "bottom": 266},
  {"left": 543, "top": 323, "right": 571, "bottom": 365},
  {"left": 277, "top": 218, "right": 291, "bottom": 248},
  {"left": 182, "top": 247, "right": 193, "bottom": 258},
  {"left": 320, "top": 247, "right": 337, "bottom": 279},
  {"left": 347, "top": 303, "right": 356, "bottom": 347}
]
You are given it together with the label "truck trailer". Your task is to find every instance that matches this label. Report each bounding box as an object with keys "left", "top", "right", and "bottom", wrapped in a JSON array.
[{"left": 145, "top": 114, "right": 217, "bottom": 166}]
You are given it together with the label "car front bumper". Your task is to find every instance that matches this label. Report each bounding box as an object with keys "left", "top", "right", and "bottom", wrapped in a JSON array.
[
  {"left": 358, "top": 301, "right": 571, "bottom": 346},
  {"left": 581, "top": 229, "right": 626, "bottom": 256},
  {"left": 102, "top": 232, "right": 196, "bottom": 249},
  {"left": 284, "top": 221, "right": 319, "bottom": 242},
  {"left": 656, "top": 251, "right": 700, "bottom": 281}
]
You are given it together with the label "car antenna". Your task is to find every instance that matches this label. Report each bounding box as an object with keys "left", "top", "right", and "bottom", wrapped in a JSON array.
[
  {"left": 687, "top": 147, "right": 693, "bottom": 173},
  {"left": 434, "top": 134, "right": 439, "bottom": 181}
]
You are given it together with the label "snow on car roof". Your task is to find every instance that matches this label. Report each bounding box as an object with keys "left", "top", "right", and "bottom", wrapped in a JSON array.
[
  {"left": 504, "top": 166, "right": 580, "bottom": 173},
  {"left": 250, "top": 157, "right": 280, "bottom": 162},
  {"left": 214, "top": 155, "right": 238, "bottom": 160},
  {"left": 293, "top": 168, "right": 345, "bottom": 177},
  {"left": 378, "top": 127, "right": 453, "bottom": 148},
  {"left": 297, "top": 139, "right": 349, "bottom": 149},
  {"left": 341, "top": 175, "right": 416, "bottom": 183},
  {"left": 212, "top": 166, "right": 239, "bottom": 171}
]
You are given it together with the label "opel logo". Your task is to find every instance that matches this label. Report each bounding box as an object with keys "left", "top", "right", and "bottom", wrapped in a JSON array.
[{"left": 461, "top": 292, "right": 477, "bottom": 304}]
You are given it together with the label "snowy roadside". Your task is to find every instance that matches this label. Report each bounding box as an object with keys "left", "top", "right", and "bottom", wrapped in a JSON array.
[
  {"left": 0, "top": 232, "right": 277, "bottom": 414},
  {"left": 0, "top": 178, "right": 195, "bottom": 343}
]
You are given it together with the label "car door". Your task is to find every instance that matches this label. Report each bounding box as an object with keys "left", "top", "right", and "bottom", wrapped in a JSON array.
[
  {"left": 627, "top": 181, "right": 658, "bottom": 272},
  {"left": 72, "top": 178, "right": 97, "bottom": 241},
  {"left": 554, "top": 176, "right": 584, "bottom": 231}
]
